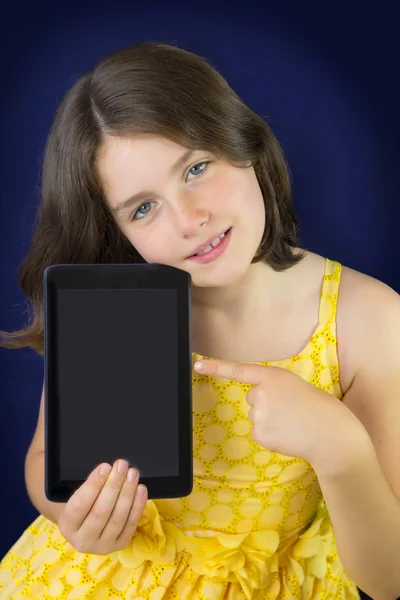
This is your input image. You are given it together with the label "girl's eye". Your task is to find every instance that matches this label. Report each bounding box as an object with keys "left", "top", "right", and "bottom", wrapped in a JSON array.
[
  {"left": 186, "top": 160, "right": 210, "bottom": 182},
  {"left": 130, "top": 161, "right": 211, "bottom": 221},
  {"left": 131, "top": 201, "right": 156, "bottom": 221}
]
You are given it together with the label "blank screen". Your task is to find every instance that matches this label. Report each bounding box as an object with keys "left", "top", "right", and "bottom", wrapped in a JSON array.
[{"left": 56, "top": 288, "right": 179, "bottom": 480}]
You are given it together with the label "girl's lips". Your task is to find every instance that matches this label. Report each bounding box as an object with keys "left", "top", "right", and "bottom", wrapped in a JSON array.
[
  {"left": 187, "top": 227, "right": 232, "bottom": 264},
  {"left": 188, "top": 228, "right": 230, "bottom": 258}
]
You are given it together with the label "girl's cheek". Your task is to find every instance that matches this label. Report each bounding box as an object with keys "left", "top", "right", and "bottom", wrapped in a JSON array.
[
  {"left": 131, "top": 235, "right": 173, "bottom": 263},
  {"left": 211, "top": 168, "right": 246, "bottom": 211}
]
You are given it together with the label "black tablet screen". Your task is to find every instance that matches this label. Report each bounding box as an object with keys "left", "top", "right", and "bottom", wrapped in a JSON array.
[{"left": 56, "top": 288, "right": 179, "bottom": 480}]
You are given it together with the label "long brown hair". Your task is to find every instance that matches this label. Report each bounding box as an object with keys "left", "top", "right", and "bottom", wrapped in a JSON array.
[{"left": 0, "top": 41, "right": 304, "bottom": 356}]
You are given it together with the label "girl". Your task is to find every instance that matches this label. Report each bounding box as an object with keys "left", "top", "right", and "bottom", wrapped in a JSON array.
[{"left": 1, "top": 41, "right": 400, "bottom": 600}]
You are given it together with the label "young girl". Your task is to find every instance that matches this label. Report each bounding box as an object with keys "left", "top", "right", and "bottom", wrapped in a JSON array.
[{"left": 1, "top": 41, "right": 399, "bottom": 600}]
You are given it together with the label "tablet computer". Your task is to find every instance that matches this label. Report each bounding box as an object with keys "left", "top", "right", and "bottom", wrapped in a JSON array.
[{"left": 43, "top": 263, "right": 193, "bottom": 503}]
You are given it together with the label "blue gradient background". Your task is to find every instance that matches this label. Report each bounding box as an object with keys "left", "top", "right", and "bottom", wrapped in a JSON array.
[{"left": 1, "top": 3, "right": 398, "bottom": 597}]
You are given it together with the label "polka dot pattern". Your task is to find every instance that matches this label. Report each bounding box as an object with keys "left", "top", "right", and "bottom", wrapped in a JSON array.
[
  {"left": 0, "top": 260, "right": 360, "bottom": 599},
  {"left": 223, "top": 437, "right": 250, "bottom": 459},
  {"left": 216, "top": 404, "right": 235, "bottom": 421}
]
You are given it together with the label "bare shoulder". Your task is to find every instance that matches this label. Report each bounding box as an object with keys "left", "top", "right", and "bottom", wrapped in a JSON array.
[
  {"left": 337, "top": 264, "right": 400, "bottom": 392},
  {"left": 339, "top": 264, "right": 400, "bottom": 326},
  {"left": 339, "top": 264, "right": 399, "bottom": 306}
]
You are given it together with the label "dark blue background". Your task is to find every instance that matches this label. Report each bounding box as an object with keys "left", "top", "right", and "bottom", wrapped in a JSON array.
[{"left": 1, "top": 3, "right": 399, "bottom": 598}]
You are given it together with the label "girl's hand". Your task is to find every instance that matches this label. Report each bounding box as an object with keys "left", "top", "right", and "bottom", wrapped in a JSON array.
[
  {"left": 194, "top": 360, "right": 369, "bottom": 471},
  {"left": 58, "top": 458, "right": 147, "bottom": 555}
]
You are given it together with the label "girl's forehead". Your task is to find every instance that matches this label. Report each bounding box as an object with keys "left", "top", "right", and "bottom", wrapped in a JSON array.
[
  {"left": 96, "top": 136, "right": 198, "bottom": 178},
  {"left": 98, "top": 134, "right": 191, "bottom": 159}
]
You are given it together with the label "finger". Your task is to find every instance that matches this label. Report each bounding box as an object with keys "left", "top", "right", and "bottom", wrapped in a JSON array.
[
  {"left": 116, "top": 483, "right": 148, "bottom": 548},
  {"left": 245, "top": 386, "right": 267, "bottom": 407},
  {"left": 78, "top": 458, "right": 130, "bottom": 540},
  {"left": 194, "top": 359, "right": 266, "bottom": 385},
  {"left": 99, "top": 467, "right": 140, "bottom": 541},
  {"left": 61, "top": 462, "right": 113, "bottom": 532}
]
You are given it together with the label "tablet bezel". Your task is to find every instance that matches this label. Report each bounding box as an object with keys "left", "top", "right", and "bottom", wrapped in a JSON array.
[{"left": 44, "top": 263, "right": 193, "bottom": 502}]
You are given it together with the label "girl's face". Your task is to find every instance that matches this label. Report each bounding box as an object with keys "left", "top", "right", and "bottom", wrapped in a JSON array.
[{"left": 96, "top": 135, "right": 266, "bottom": 288}]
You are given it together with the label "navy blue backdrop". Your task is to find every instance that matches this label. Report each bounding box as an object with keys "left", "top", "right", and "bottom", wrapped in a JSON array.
[{"left": 1, "top": 3, "right": 399, "bottom": 599}]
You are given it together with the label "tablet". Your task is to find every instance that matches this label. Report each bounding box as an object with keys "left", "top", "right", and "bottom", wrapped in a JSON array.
[{"left": 43, "top": 263, "right": 193, "bottom": 502}]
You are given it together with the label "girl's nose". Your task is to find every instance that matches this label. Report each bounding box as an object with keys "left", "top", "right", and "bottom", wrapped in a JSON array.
[{"left": 173, "top": 198, "right": 209, "bottom": 236}]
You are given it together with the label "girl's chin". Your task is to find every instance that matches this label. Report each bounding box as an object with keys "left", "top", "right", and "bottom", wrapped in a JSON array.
[{"left": 190, "top": 265, "right": 250, "bottom": 288}]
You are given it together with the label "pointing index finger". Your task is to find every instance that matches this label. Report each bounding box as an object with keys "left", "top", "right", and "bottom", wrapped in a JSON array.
[{"left": 194, "top": 359, "right": 265, "bottom": 385}]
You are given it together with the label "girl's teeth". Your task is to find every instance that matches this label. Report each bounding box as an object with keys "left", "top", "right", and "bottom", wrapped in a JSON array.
[
  {"left": 196, "top": 232, "right": 225, "bottom": 256},
  {"left": 197, "top": 244, "right": 213, "bottom": 256}
]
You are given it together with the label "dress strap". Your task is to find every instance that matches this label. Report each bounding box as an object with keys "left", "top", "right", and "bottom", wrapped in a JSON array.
[{"left": 318, "top": 258, "right": 343, "bottom": 327}]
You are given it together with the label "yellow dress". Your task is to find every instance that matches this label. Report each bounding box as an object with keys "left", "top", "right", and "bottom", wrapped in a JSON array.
[{"left": 0, "top": 258, "right": 361, "bottom": 599}]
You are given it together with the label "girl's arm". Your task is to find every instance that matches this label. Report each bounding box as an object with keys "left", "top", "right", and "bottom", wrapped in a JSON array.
[
  {"left": 24, "top": 385, "right": 66, "bottom": 524},
  {"left": 24, "top": 384, "right": 68, "bottom": 523},
  {"left": 25, "top": 448, "right": 66, "bottom": 525},
  {"left": 325, "top": 269, "right": 400, "bottom": 600},
  {"left": 314, "top": 430, "right": 400, "bottom": 600}
]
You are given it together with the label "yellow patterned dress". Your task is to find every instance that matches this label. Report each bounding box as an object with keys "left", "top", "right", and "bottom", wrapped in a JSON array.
[{"left": 0, "top": 258, "right": 361, "bottom": 599}]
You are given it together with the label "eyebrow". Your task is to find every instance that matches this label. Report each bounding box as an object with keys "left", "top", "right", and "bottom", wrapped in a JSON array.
[{"left": 112, "top": 148, "right": 196, "bottom": 217}]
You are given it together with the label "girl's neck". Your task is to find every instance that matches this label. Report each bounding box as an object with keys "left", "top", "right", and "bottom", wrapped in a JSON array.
[
  {"left": 190, "top": 250, "right": 326, "bottom": 362},
  {"left": 191, "top": 249, "right": 309, "bottom": 324},
  {"left": 191, "top": 262, "right": 272, "bottom": 319}
]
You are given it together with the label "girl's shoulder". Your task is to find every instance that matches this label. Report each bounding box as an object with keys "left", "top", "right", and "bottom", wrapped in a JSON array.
[
  {"left": 338, "top": 260, "right": 399, "bottom": 329},
  {"left": 294, "top": 250, "right": 400, "bottom": 392},
  {"left": 335, "top": 260, "right": 400, "bottom": 391},
  {"left": 299, "top": 249, "right": 399, "bottom": 322}
]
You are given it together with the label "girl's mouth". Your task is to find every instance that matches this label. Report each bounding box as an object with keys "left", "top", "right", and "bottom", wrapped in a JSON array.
[{"left": 187, "top": 228, "right": 232, "bottom": 264}]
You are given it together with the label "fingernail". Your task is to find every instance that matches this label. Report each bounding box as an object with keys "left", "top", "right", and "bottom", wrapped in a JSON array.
[
  {"left": 194, "top": 361, "right": 204, "bottom": 371},
  {"left": 117, "top": 459, "right": 129, "bottom": 473},
  {"left": 137, "top": 485, "right": 147, "bottom": 497},
  {"left": 99, "top": 464, "right": 112, "bottom": 476},
  {"left": 128, "top": 469, "right": 138, "bottom": 482}
]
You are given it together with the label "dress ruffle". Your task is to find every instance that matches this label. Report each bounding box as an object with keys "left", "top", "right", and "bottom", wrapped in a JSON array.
[{"left": 107, "top": 499, "right": 336, "bottom": 600}]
